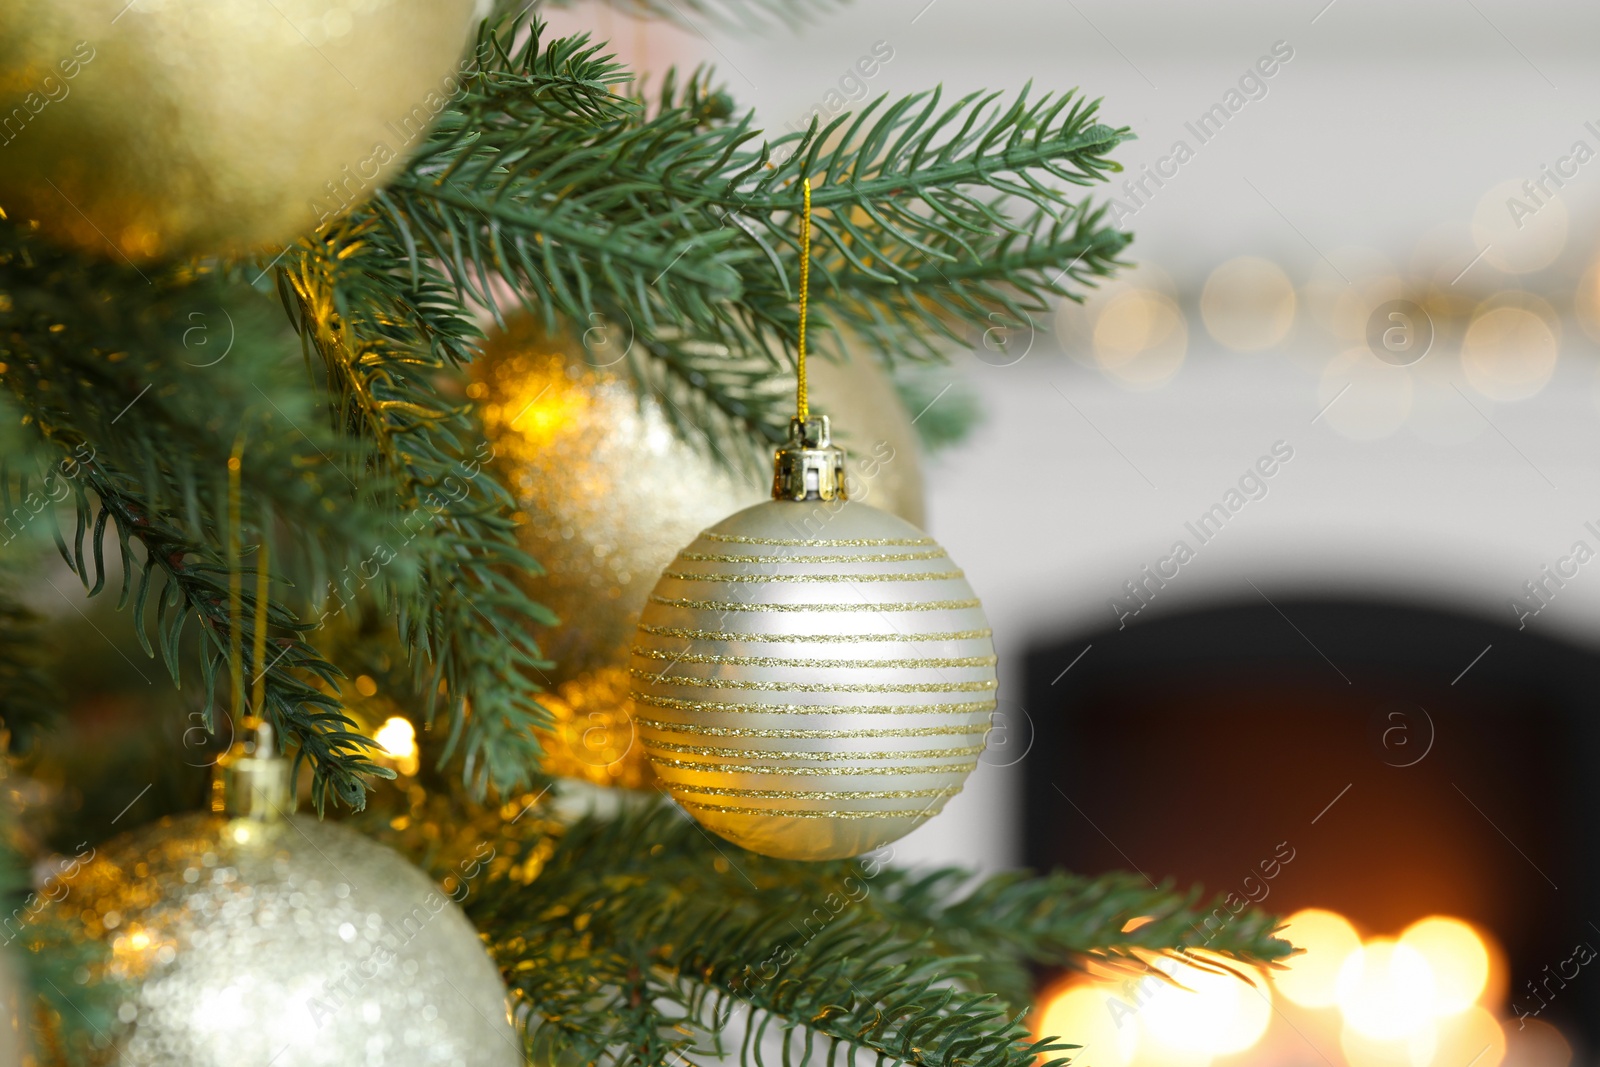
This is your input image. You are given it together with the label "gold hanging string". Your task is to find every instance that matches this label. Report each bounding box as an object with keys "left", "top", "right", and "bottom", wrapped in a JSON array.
[
  {"left": 227, "top": 440, "right": 245, "bottom": 729},
  {"left": 251, "top": 536, "right": 270, "bottom": 720},
  {"left": 796, "top": 177, "right": 812, "bottom": 422}
]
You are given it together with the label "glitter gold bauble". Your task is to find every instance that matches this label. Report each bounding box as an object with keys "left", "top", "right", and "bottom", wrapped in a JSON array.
[
  {"left": 0, "top": 0, "right": 486, "bottom": 260},
  {"left": 48, "top": 813, "right": 518, "bottom": 1067},
  {"left": 474, "top": 319, "right": 925, "bottom": 787},
  {"left": 630, "top": 417, "right": 994, "bottom": 861}
]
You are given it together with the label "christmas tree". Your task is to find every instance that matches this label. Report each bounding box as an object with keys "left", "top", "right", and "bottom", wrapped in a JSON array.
[{"left": 0, "top": 4, "right": 1290, "bottom": 1065}]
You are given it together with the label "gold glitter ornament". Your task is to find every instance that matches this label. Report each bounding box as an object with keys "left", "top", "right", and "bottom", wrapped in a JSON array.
[
  {"left": 0, "top": 0, "right": 487, "bottom": 260},
  {"left": 44, "top": 728, "right": 518, "bottom": 1067},
  {"left": 631, "top": 415, "right": 996, "bottom": 861},
  {"left": 474, "top": 318, "right": 925, "bottom": 787}
]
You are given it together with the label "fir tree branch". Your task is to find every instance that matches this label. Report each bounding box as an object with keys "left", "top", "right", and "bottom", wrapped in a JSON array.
[
  {"left": 864, "top": 867, "right": 1292, "bottom": 1008},
  {"left": 0, "top": 222, "right": 400, "bottom": 806},
  {"left": 357, "top": 20, "right": 1131, "bottom": 449},
  {"left": 0, "top": 592, "right": 57, "bottom": 755},
  {"left": 469, "top": 800, "right": 1287, "bottom": 1067},
  {"left": 277, "top": 214, "right": 558, "bottom": 799}
]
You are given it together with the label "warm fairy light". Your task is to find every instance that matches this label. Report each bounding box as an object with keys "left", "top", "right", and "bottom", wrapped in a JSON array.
[
  {"left": 1139, "top": 955, "right": 1272, "bottom": 1057},
  {"left": 1431, "top": 1007, "right": 1506, "bottom": 1067},
  {"left": 1200, "top": 256, "right": 1296, "bottom": 352},
  {"left": 1336, "top": 939, "right": 1438, "bottom": 1039},
  {"left": 1338, "top": 1018, "right": 1437, "bottom": 1067},
  {"left": 1036, "top": 911, "right": 1532, "bottom": 1067},
  {"left": 1035, "top": 984, "right": 1138, "bottom": 1067},
  {"left": 1317, "top": 346, "right": 1413, "bottom": 442},
  {"left": 1398, "top": 917, "right": 1489, "bottom": 1015},
  {"left": 1460, "top": 301, "right": 1559, "bottom": 402},
  {"left": 374, "top": 713, "right": 419, "bottom": 771},
  {"left": 1275, "top": 908, "right": 1363, "bottom": 1008},
  {"left": 1092, "top": 289, "right": 1188, "bottom": 389},
  {"left": 1504, "top": 1018, "right": 1572, "bottom": 1067},
  {"left": 1471, "top": 178, "right": 1567, "bottom": 274},
  {"left": 1574, "top": 257, "right": 1600, "bottom": 343}
]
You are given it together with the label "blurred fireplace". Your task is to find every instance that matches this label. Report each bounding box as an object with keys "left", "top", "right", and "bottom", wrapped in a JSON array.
[{"left": 1022, "top": 598, "right": 1600, "bottom": 1046}]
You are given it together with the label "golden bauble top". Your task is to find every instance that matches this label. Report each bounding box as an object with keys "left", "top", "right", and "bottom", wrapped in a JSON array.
[
  {"left": 43, "top": 812, "right": 518, "bottom": 1067},
  {"left": 0, "top": 0, "right": 486, "bottom": 260},
  {"left": 473, "top": 318, "right": 926, "bottom": 787}
]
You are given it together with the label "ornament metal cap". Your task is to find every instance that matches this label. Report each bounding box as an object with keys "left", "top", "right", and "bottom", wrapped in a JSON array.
[
  {"left": 772, "top": 415, "right": 847, "bottom": 502},
  {"left": 224, "top": 721, "right": 293, "bottom": 825}
]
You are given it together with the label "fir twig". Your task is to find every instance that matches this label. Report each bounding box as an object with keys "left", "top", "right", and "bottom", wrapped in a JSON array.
[
  {"left": 470, "top": 800, "right": 1289, "bottom": 1067},
  {"left": 359, "top": 19, "right": 1131, "bottom": 449}
]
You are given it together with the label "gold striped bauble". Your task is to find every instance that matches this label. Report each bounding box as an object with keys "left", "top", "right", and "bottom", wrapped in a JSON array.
[{"left": 631, "top": 493, "right": 995, "bottom": 861}]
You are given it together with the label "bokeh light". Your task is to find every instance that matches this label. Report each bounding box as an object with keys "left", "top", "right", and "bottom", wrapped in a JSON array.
[
  {"left": 1460, "top": 299, "right": 1559, "bottom": 402},
  {"left": 1399, "top": 917, "right": 1489, "bottom": 1015},
  {"left": 1200, "top": 256, "right": 1296, "bottom": 352},
  {"left": 1318, "top": 347, "right": 1414, "bottom": 442},
  {"left": 1574, "top": 256, "right": 1600, "bottom": 342},
  {"left": 1276, "top": 908, "right": 1363, "bottom": 1008},
  {"left": 1140, "top": 956, "right": 1272, "bottom": 1057},
  {"left": 1337, "top": 940, "right": 1438, "bottom": 1039},
  {"left": 1035, "top": 983, "right": 1138, "bottom": 1067},
  {"left": 1503, "top": 1019, "right": 1572, "bottom": 1067},
  {"left": 1433, "top": 1008, "right": 1506, "bottom": 1067},
  {"left": 1340, "top": 1020, "right": 1437, "bottom": 1067},
  {"left": 1471, "top": 179, "right": 1568, "bottom": 275},
  {"left": 1301, "top": 247, "right": 1403, "bottom": 342},
  {"left": 374, "top": 716, "right": 418, "bottom": 762},
  {"left": 1092, "top": 289, "right": 1188, "bottom": 389}
]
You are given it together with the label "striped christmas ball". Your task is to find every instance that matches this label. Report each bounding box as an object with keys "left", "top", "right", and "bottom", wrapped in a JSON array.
[{"left": 630, "top": 497, "right": 995, "bottom": 861}]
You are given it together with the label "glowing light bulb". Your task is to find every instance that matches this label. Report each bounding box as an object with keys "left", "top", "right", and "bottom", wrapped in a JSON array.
[
  {"left": 1275, "top": 908, "right": 1362, "bottom": 1008},
  {"left": 1337, "top": 939, "right": 1438, "bottom": 1039},
  {"left": 1398, "top": 917, "right": 1489, "bottom": 1015}
]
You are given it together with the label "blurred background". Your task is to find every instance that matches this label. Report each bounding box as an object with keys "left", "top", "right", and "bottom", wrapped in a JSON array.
[{"left": 541, "top": 1, "right": 1600, "bottom": 1066}]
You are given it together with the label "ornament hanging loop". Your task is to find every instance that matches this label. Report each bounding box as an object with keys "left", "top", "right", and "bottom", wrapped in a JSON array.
[
  {"left": 796, "top": 177, "right": 812, "bottom": 423},
  {"left": 224, "top": 721, "right": 292, "bottom": 826},
  {"left": 773, "top": 179, "right": 847, "bottom": 502},
  {"left": 773, "top": 415, "right": 846, "bottom": 502}
]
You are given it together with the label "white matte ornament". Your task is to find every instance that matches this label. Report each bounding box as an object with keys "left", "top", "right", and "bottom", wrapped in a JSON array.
[{"left": 631, "top": 493, "right": 997, "bottom": 861}]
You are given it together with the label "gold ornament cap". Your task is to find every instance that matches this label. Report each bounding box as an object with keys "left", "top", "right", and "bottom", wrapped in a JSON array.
[
  {"left": 772, "top": 416, "right": 847, "bottom": 502},
  {"left": 224, "top": 721, "right": 292, "bottom": 824}
]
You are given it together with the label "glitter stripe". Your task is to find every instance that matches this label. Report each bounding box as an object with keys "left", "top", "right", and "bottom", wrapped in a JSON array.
[
  {"left": 631, "top": 649, "right": 997, "bottom": 670},
  {"left": 636, "top": 625, "right": 994, "bottom": 644},
  {"left": 630, "top": 669, "right": 996, "bottom": 693},
  {"left": 678, "top": 798, "right": 948, "bottom": 820},
  {"left": 648, "top": 596, "right": 981, "bottom": 613},
  {"left": 635, "top": 718, "right": 990, "bottom": 739},
  {"left": 703, "top": 534, "right": 935, "bottom": 547},
  {"left": 645, "top": 740, "right": 989, "bottom": 760},
  {"left": 672, "top": 784, "right": 960, "bottom": 801},
  {"left": 631, "top": 694, "right": 997, "bottom": 717},
  {"left": 678, "top": 551, "right": 947, "bottom": 564},
  {"left": 662, "top": 569, "right": 965, "bottom": 584},
  {"left": 650, "top": 756, "right": 979, "bottom": 777}
]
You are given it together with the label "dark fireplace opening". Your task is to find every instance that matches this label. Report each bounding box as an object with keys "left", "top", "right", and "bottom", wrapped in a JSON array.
[{"left": 1023, "top": 598, "right": 1600, "bottom": 1050}]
